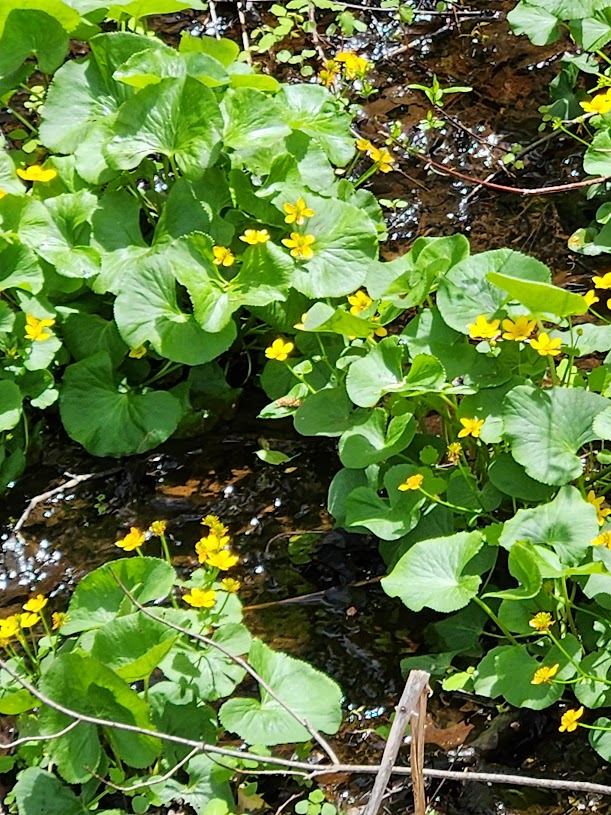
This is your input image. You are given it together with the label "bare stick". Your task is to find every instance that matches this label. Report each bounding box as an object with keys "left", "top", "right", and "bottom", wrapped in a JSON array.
[
  {"left": 12, "top": 468, "right": 120, "bottom": 536},
  {"left": 88, "top": 747, "right": 200, "bottom": 792},
  {"left": 2, "top": 660, "right": 611, "bottom": 798},
  {"left": 308, "top": 5, "right": 326, "bottom": 63},
  {"left": 410, "top": 684, "right": 428, "bottom": 815},
  {"left": 363, "top": 671, "right": 430, "bottom": 815},
  {"left": 409, "top": 150, "right": 611, "bottom": 196},
  {"left": 209, "top": 1, "right": 222, "bottom": 39},
  {"left": 113, "top": 574, "right": 341, "bottom": 765},
  {"left": 236, "top": 2, "right": 252, "bottom": 64},
  {"left": 0, "top": 720, "right": 80, "bottom": 749}
]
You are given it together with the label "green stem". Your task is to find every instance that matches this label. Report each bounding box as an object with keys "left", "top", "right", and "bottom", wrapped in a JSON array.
[
  {"left": 144, "top": 361, "right": 183, "bottom": 387},
  {"left": 560, "top": 577, "right": 581, "bottom": 646},
  {"left": 474, "top": 596, "right": 519, "bottom": 646},
  {"left": 7, "top": 108, "right": 36, "bottom": 133}
]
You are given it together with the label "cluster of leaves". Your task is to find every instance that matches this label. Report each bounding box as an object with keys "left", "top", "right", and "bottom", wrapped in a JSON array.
[
  {"left": 259, "top": 236, "right": 611, "bottom": 760},
  {"left": 0, "top": 1, "right": 393, "bottom": 488},
  {"left": 507, "top": 0, "right": 611, "bottom": 254},
  {"left": 0, "top": 520, "right": 342, "bottom": 815}
]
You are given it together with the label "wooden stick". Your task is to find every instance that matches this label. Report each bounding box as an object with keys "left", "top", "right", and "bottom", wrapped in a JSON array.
[
  {"left": 410, "top": 684, "right": 428, "bottom": 815},
  {"left": 363, "top": 670, "right": 430, "bottom": 815}
]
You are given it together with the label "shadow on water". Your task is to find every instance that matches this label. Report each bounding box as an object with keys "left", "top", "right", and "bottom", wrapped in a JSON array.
[{"left": 3, "top": 1, "right": 611, "bottom": 811}]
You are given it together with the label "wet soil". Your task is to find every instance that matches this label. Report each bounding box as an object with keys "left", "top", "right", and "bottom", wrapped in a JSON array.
[{"left": 3, "top": 1, "right": 611, "bottom": 813}]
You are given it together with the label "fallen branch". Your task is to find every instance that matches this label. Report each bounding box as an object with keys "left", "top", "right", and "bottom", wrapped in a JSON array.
[{"left": 2, "top": 658, "right": 611, "bottom": 798}]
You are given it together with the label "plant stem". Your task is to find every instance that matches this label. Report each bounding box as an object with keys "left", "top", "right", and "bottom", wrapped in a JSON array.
[{"left": 474, "top": 596, "right": 519, "bottom": 646}]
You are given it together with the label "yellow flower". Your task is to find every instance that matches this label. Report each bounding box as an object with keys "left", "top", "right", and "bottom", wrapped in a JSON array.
[
  {"left": 0, "top": 616, "right": 20, "bottom": 640},
  {"left": 283, "top": 198, "right": 315, "bottom": 225},
  {"left": 18, "top": 612, "right": 40, "bottom": 629},
  {"left": 458, "top": 417, "right": 484, "bottom": 439},
  {"left": 51, "top": 611, "right": 68, "bottom": 631},
  {"left": 369, "top": 146, "right": 395, "bottom": 173},
  {"left": 530, "top": 333, "right": 562, "bottom": 357},
  {"left": 195, "top": 533, "right": 228, "bottom": 563},
  {"left": 593, "top": 272, "right": 611, "bottom": 289},
  {"left": 240, "top": 229, "right": 270, "bottom": 245},
  {"left": 0, "top": 189, "right": 6, "bottom": 199},
  {"left": 593, "top": 530, "right": 611, "bottom": 548},
  {"left": 372, "top": 325, "right": 388, "bottom": 338},
  {"left": 16, "top": 165, "right": 57, "bottom": 183},
  {"left": 294, "top": 312, "right": 308, "bottom": 331},
  {"left": 468, "top": 315, "right": 500, "bottom": 340},
  {"left": 207, "top": 549, "right": 239, "bottom": 570},
  {"left": 447, "top": 442, "right": 462, "bottom": 464},
  {"left": 221, "top": 577, "right": 240, "bottom": 593},
  {"left": 584, "top": 290, "right": 600, "bottom": 307},
  {"left": 356, "top": 138, "right": 373, "bottom": 153},
  {"left": 23, "top": 594, "right": 47, "bottom": 614},
  {"left": 501, "top": 315, "right": 536, "bottom": 342},
  {"left": 587, "top": 490, "right": 611, "bottom": 526},
  {"left": 281, "top": 232, "right": 315, "bottom": 260},
  {"left": 265, "top": 338, "right": 294, "bottom": 361},
  {"left": 213, "top": 245, "right": 235, "bottom": 267},
  {"left": 529, "top": 611, "right": 553, "bottom": 633},
  {"left": 347, "top": 290, "right": 373, "bottom": 315},
  {"left": 398, "top": 473, "right": 424, "bottom": 492},
  {"left": 318, "top": 60, "right": 339, "bottom": 87},
  {"left": 531, "top": 663, "right": 559, "bottom": 685},
  {"left": 183, "top": 588, "right": 217, "bottom": 609},
  {"left": 581, "top": 91, "right": 611, "bottom": 115},
  {"left": 335, "top": 51, "right": 369, "bottom": 79},
  {"left": 149, "top": 520, "right": 167, "bottom": 536},
  {"left": 115, "top": 526, "right": 146, "bottom": 551},
  {"left": 202, "top": 514, "right": 229, "bottom": 538},
  {"left": 25, "top": 314, "right": 55, "bottom": 342},
  {"left": 559, "top": 707, "right": 584, "bottom": 733},
  {"left": 128, "top": 345, "right": 147, "bottom": 359}
]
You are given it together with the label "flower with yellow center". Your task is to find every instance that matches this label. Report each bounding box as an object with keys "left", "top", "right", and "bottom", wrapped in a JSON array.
[
  {"left": 195, "top": 534, "right": 227, "bottom": 563},
  {"left": 467, "top": 315, "right": 500, "bottom": 341},
  {"left": 25, "top": 314, "right": 55, "bottom": 342},
  {"left": 458, "top": 417, "right": 484, "bottom": 439},
  {"left": 559, "top": 707, "right": 584, "bottom": 733},
  {"left": 183, "top": 588, "right": 217, "bottom": 609},
  {"left": 149, "top": 520, "right": 167, "bottom": 537},
  {"left": 0, "top": 616, "right": 20, "bottom": 640},
  {"left": 335, "top": 51, "right": 369, "bottom": 79},
  {"left": 581, "top": 91, "right": 611, "bottom": 115},
  {"left": 531, "top": 663, "right": 559, "bottom": 686},
  {"left": 240, "top": 229, "right": 270, "bottom": 245},
  {"left": 283, "top": 198, "right": 315, "bottom": 226},
  {"left": 348, "top": 290, "right": 373, "bottom": 315},
  {"left": 207, "top": 549, "right": 239, "bottom": 570},
  {"left": 202, "top": 514, "right": 229, "bottom": 537},
  {"left": 128, "top": 345, "right": 147, "bottom": 359},
  {"left": 398, "top": 473, "right": 424, "bottom": 492},
  {"left": 447, "top": 442, "right": 462, "bottom": 464},
  {"left": 281, "top": 232, "right": 315, "bottom": 260},
  {"left": 52, "top": 611, "right": 68, "bottom": 631},
  {"left": 212, "top": 245, "right": 235, "bottom": 267},
  {"left": 318, "top": 60, "right": 339, "bottom": 87},
  {"left": 593, "top": 530, "right": 611, "bottom": 548},
  {"left": 501, "top": 315, "right": 536, "bottom": 342},
  {"left": 529, "top": 611, "right": 553, "bottom": 633},
  {"left": 370, "top": 147, "right": 395, "bottom": 173},
  {"left": 17, "top": 165, "right": 57, "bottom": 183},
  {"left": 593, "top": 272, "right": 611, "bottom": 289},
  {"left": 584, "top": 290, "right": 600, "bottom": 307},
  {"left": 115, "top": 527, "right": 146, "bottom": 552},
  {"left": 356, "top": 138, "right": 373, "bottom": 153},
  {"left": 530, "top": 333, "right": 562, "bottom": 357},
  {"left": 19, "top": 612, "right": 40, "bottom": 629},
  {"left": 587, "top": 490, "right": 611, "bottom": 526},
  {"left": 23, "top": 594, "right": 47, "bottom": 614},
  {"left": 265, "top": 338, "right": 294, "bottom": 362},
  {"left": 221, "top": 577, "right": 240, "bottom": 593}
]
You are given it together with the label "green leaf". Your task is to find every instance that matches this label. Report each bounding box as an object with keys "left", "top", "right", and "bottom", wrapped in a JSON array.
[
  {"left": 0, "top": 0, "right": 81, "bottom": 38},
  {"left": 593, "top": 405, "right": 611, "bottom": 439},
  {"left": 575, "top": 651, "right": 611, "bottom": 708},
  {"left": 488, "top": 453, "right": 554, "bottom": 502},
  {"left": 14, "top": 768, "right": 88, "bottom": 815},
  {"left": 498, "top": 486, "right": 599, "bottom": 566},
  {"left": 106, "top": 0, "right": 206, "bottom": 18},
  {"left": 483, "top": 541, "right": 542, "bottom": 600},
  {"left": 339, "top": 409, "right": 415, "bottom": 468},
  {"left": 0, "top": 239, "right": 43, "bottom": 294},
  {"left": 179, "top": 32, "right": 240, "bottom": 67},
  {"left": 507, "top": 2, "right": 561, "bottom": 44},
  {"left": 0, "top": 9, "right": 69, "bottom": 77},
  {"left": 280, "top": 84, "right": 354, "bottom": 166},
  {"left": 39, "top": 652, "right": 160, "bottom": 782},
  {"left": 60, "top": 352, "right": 183, "bottom": 456},
  {"left": 346, "top": 337, "right": 405, "bottom": 408},
  {"left": 63, "top": 556, "right": 175, "bottom": 634},
  {"left": 114, "top": 44, "right": 229, "bottom": 88},
  {"left": 221, "top": 87, "right": 291, "bottom": 170},
  {"left": 90, "top": 612, "right": 178, "bottom": 682},
  {"left": 382, "top": 531, "right": 484, "bottom": 612},
  {"left": 487, "top": 271, "right": 587, "bottom": 317},
  {"left": 585, "top": 130, "right": 611, "bottom": 176},
  {"left": 219, "top": 639, "right": 342, "bottom": 745},
  {"left": 62, "top": 313, "right": 126, "bottom": 365},
  {"left": 114, "top": 258, "right": 236, "bottom": 364},
  {"left": 590, "top": 717, "right": 611, "bottom": 761},
  {"left": 294, "top": 385, "right": 354, "bottom": 437},
  {"left": 502, "top": 385, "right": 608, "bottom": 485},
  {"left": 0, "top": 380, "right": 22, "bottom": 432},
  {"left": 106, "top": 76, "right": 223, "bottom": 178},
  {"left": 437, "top": 248, "right": 550, "bottom": 333}
]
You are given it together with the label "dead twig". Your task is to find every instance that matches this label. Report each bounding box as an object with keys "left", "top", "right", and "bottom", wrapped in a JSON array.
[
  {"left": 236, "top": 2, "right": 252, "bottom": 64},
  {"left": 363, "top": 671, "right": 430, "bottom": 815},
  {"left": 308, "top": 5, "right": 326, "bottom": 63},
  {"left": 209, "top": 0, "right": 222, "bottom": 39},
  {"left": 242, "top": 576, "right": 382, "bottom": 612}
]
